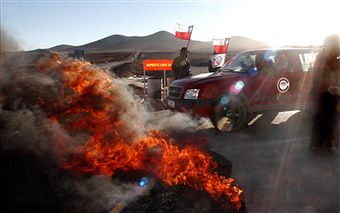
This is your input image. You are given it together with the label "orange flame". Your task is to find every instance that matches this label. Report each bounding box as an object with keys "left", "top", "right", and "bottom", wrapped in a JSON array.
[{"left": 38, "top": 53, "right": 243, "bottom": 209}]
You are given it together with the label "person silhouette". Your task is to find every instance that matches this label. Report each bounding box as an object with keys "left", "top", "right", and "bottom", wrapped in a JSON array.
[
  {"left": 310, "top": 34, "right": 340, "bottom": 151},
  {"left": 172, "top": 47, "right": 191, "bottom": 80}
]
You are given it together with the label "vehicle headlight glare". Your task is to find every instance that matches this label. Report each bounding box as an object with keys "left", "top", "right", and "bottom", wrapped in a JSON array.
[
  {"left": 184, "top": 89, "right": 200, "bottom": 99},
  {"left": 230, "top": 80, "right": 244, "bottom": 95},
  {"left": 235, "top": 80, "right": 244, "bottom": 90}
]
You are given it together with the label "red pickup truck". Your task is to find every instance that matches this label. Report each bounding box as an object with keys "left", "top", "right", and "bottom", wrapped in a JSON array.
[{"left": 165, "top": 48, "right": 319, "bottom": 132}]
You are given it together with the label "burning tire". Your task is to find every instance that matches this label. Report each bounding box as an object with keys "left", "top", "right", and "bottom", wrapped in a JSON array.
[{"left": 211, "top": 95, "right": 248, "bottom": 132}]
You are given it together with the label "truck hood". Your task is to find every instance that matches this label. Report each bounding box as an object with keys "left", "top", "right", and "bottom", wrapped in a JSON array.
[{"left": 171, "top": 71, "right": 247, "bottom": 87}]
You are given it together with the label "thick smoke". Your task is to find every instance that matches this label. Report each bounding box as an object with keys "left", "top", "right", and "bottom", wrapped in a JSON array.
[
  {"left": 1, "top": 31, "right": 206, "bottom": 212},
  {"left": 0, "top": 27, "right": 19, "bottom": 57},
  {"left": 1, "top": 28, "right": 21, "bottom": 88},
  {"left": 1, "top": 107, "right": 150, "bottom": 212},
  {"left": 146, "top": 110, "right": 210, "bottom": 148},
  {"left": 0, "top": 38, "right": 152, "bottom": 212},
  {"left": 148, "top": 110, "right": 207, "bottom": 133}
]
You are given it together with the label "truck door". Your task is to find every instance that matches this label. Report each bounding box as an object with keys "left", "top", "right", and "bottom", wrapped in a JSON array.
[
  {"left": 247, "top": 50, "right": 278, "bottom": 111},
  {"left": 246, "top": 50, "right": 318, "bottom": 111},
  {"left": 273, "top": 50, "right": 318, "bottom": 109},
  {"left": 271, "top": 50, "right": 300, "bottom": 108}
]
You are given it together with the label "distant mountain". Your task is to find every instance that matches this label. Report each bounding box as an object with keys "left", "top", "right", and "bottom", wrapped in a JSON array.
[
  {"left": 50, "top": 44, "right": 74, "bottom": 52},
  {"left": 42, "top": 31, "right": 269, "bottom": 53}
]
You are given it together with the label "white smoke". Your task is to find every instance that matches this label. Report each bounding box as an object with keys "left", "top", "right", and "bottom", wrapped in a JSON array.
[
  {"left": 0, "top": 34, "right": 153, "bottom": 212},
  {"left": 0, "top": 43, "right": 205, "bottom": 212}
]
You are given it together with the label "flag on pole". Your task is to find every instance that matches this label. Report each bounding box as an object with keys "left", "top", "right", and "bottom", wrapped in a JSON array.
[
  {"left": 210, "top": 53, "right": 227, "bottom": 68},
  {"left": 175, "top": 23, "right": 193, "bottom": 40},
  {"left": 212, "top": 38, "right": 230, "bottom": 54},
  {"left": 210, "top": 38, "right": 230, "bottom": 68}
]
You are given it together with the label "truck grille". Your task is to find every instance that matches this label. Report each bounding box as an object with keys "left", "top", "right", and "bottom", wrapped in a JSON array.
[{"left": 169, "top": 86, "right": 182, "bottom": 98}]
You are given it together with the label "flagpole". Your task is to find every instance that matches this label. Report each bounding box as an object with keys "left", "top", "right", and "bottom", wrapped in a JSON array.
[
  {"left": 224, "top": 38, "right": 229, "bottom": 66},
  {"left": 186, "top": 25, "right": 194, "bottom": 49}
]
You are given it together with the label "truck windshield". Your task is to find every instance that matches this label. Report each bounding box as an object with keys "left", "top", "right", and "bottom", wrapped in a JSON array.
[{"left": 220, "top": 52, "right": 257, "bottom": 73}]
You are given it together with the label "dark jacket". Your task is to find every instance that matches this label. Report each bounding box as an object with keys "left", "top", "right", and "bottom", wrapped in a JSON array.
[
  {"left": 172, "top": 56, "right": 191, "bottom": 79},
  {"left": 312, "top": 50, "right": 339, "bottom": 99}
]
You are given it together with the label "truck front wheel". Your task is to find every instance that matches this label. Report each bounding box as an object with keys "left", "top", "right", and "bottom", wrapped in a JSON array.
[{"left": 211, "top": 95, "right": 248, "bottom": 132}]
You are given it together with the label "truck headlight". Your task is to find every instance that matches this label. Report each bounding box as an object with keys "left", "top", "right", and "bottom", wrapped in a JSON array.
[{"left": 184, "top": 89, "right": 200, "bottom": 99}]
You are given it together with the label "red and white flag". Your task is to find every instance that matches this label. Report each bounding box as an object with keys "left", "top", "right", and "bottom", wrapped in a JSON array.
[
  {"left": 175, "top": 23, "right": 193, "bottom": 40},
  {"left": 210, "top": 53, "right": 227, "bottom": 68},
  {"left": 213, "top": 38, "right": 230, "bottom": 54}
]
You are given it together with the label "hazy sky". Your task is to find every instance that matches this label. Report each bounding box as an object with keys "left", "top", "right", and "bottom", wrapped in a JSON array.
[{"left": 1, "top": 0, "right": 339, "bottom": 50}]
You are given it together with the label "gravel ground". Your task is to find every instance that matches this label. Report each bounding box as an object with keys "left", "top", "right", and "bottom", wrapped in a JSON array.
[{"left": 202, "top": 111, "right": 339, "bottom": 213}]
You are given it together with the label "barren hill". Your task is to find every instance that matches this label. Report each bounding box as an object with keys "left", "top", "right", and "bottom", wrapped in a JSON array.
[
  {"left": 50, "top": 44, "right": 74, "bottom": 52},
  {"left": 47, "top": 31, "right": 268, "bottom": 53}
]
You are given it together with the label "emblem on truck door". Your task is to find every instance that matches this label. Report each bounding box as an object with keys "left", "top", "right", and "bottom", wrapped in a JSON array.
[{"left": 277, "top": 77, "right": 290, "bottom": 93}]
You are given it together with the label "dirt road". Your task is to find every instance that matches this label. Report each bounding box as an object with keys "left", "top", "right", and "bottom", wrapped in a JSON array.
[{"left": 203, "top": 111, "right": 339, "bottom": 213}]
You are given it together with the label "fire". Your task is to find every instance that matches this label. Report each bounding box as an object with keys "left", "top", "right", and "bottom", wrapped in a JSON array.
[{"left": 38, "top": 53, "right": 243, "bottom": 209}]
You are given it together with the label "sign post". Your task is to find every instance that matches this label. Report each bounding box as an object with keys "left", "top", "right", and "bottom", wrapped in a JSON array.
[
  {"left": 163, "top": 70, "right": 167, "bottom": 96},
  {"left": 143, "top": 67, "right": 146, "bottom": 96},
  {"left": 143, "top": 59, "right": 173, "bottom": 100}
]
